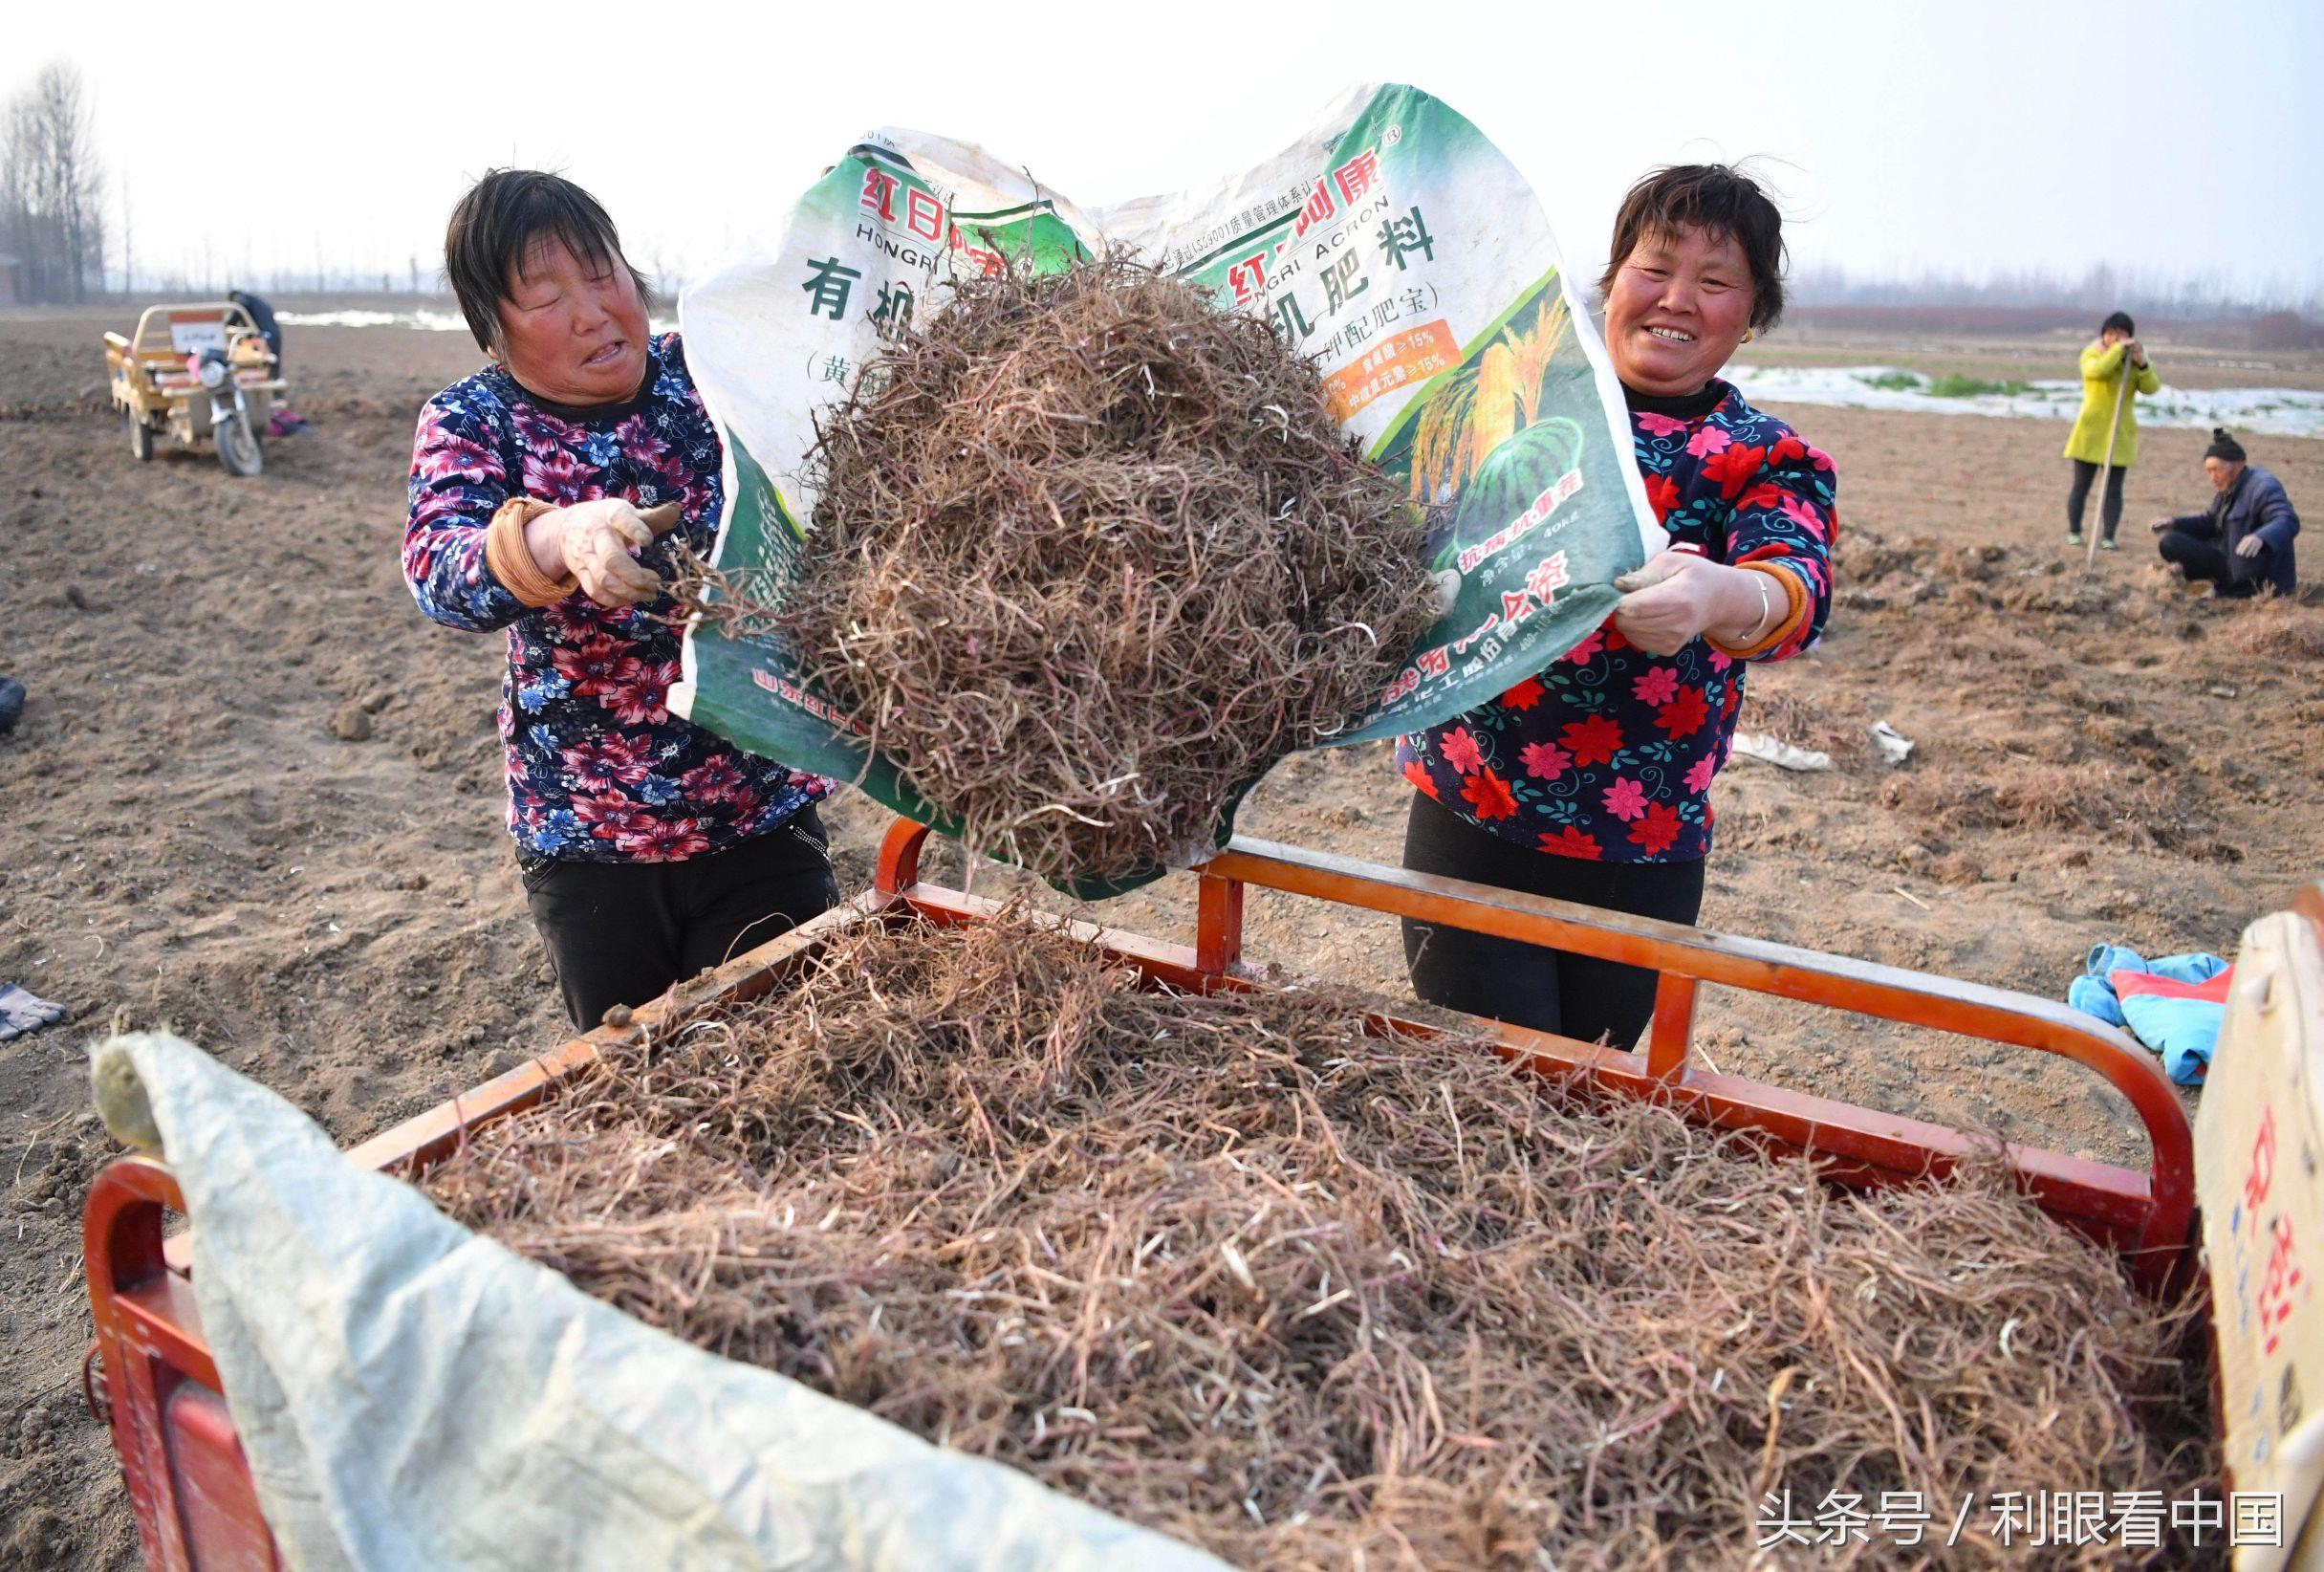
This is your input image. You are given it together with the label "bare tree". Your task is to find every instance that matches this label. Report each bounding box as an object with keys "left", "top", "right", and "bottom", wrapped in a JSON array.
[
  {"left": 1, "top": 98, "right": 45, "bottom": 295},
  {"left": 2, "top": 62, "right": 106, "bottom": 302},
  {"left": 119, "top": 167, "right": 134, "bottom": 293}
]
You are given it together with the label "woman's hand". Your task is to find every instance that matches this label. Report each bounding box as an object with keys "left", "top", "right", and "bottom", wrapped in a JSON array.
[
  {"left": 2237, "top": 535, "right": 2267, "bottom": 559},
  {"left": 2126, "top": 338, "right": 2147, "bottom": 366},
  {"left": 2150, "top": 515, "right": 2177, "bottom": 535},
  {"left": 528, "top": 499, "right": 665, "bottom": 607},
  {"left": 1612, "top": 553, "right": 1769, "bottom": 655}
]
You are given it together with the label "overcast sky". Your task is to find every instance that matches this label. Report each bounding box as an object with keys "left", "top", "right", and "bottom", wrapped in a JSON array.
[{"left": 11, "top": 0, "right": 2320, "bottom": 297}]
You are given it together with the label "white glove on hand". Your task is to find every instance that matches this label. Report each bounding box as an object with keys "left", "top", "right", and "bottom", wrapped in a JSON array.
[{"left": 552, "top": 499, "right": 665, "bottom": 608}]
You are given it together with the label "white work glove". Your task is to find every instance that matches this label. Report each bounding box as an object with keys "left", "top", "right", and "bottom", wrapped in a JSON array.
[
  {"left": 1613, "top": 553, "right": 1760, "bottom": 656},
  {"left": 542, "top": 499, "right": 670, "bottom": 608}
]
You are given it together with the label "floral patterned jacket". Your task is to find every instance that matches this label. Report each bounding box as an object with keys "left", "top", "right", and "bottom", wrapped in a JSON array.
[
  {"left": 1398, "top": 382, "right": 1835, "bottom": 862},
  {"left": 402, "top": 334, "right": 831, "bottom": 862}
]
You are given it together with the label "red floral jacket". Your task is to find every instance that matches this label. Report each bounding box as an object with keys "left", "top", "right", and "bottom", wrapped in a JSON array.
[{"left": 1397, "top": 382, "right": 1835, "bottom": 862}]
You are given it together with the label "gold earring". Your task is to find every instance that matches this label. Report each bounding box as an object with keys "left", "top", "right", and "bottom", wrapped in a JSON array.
[{"left": 1742, "top": 329, "right": 1755, "bottom": 343}]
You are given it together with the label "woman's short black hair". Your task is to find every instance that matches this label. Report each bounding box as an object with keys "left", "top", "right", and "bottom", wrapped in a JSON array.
[
  {"left": 1597, "top": 164, "right": 1788, "bottom": 333},
  {"left": 2101, "top": 311, "right": 2137, "bottom": 338},
  {"left": 444, "top": 169, "right": 652, "bottom": 353}
]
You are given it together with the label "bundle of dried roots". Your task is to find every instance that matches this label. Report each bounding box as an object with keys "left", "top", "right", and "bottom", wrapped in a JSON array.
[
  {"left": 684, "top": 254, "right": 1436, "bottom": 882},
  {"left": 428, "top": 915, "right": 2216, "bottom": 1570}
]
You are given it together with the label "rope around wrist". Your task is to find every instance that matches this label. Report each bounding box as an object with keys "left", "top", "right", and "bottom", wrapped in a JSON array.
[{"left": 485, "top": 496, "right": 576, "bottom": 607}]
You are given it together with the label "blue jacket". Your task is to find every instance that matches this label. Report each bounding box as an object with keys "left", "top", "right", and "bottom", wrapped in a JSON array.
[
  {"left": 403, "top": 334, "right": 831, "bottom": 862},
  {"left": 2172, "top": 464, "right": 2301, "bottom": 595}
]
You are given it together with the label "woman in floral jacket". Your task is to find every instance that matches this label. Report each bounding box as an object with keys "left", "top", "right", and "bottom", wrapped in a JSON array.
[
  {"left": 404, "top": 170, "right": 836, "bottom": 1028},
  {"left": 1399, "top": 164, "right": 1835, "bottom": 1049}
]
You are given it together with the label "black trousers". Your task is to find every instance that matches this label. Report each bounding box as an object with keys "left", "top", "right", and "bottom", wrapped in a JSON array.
[
  {"left": 519, "top": 807, "right": 839, "bottom": 1028},
  {"left": 1401, "top": 791, "right": 1705, "bottom": 1051},
  {"left": 2066, "top": 460, "right": 2126, "bottom": 540},
  {"left": 2159, "top": 529, "right": 2263, "bottom": 598}
]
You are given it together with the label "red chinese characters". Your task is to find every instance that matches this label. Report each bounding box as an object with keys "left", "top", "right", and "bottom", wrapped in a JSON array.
[
  {"left": 860, "top": 165, "right": 960, "bottom": 256},
  {"left": 859, "top": 167, "right": 900, "bottom": 224},
  {"left": 1228, "top": 251, "right": 1270, "bottom": 306},
  {"left": 2248, "top": 1108, "right": 2278, "bottom": 1219},
  {"left": 905, "top": 187, "right": 945, "bottom": 242},
  {"left": 1454, "top": 475, "right": 1584, "bottom": 573},
  {"left": 2262, "top": 1215, "right": 2304, "bottom": 1358},
  {"left": 2245, "top": 1112, "right": 2305, "bottom": 1358}
]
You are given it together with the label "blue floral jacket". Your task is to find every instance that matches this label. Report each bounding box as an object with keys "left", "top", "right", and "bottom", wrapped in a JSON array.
[{"left": 402, "top": 334, "right": 831, "bottom": 862}]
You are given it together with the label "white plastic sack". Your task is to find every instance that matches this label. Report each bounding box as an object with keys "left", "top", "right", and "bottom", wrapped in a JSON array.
[
  {"left": 1728, "top": 731, "right": 1835, "bottom": 773},
  {"left": 103, "top": 1032, "right": 1229, "bottom": 1572}
]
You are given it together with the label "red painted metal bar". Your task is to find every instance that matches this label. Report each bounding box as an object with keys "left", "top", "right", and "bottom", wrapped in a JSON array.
[
  {"left": 85, "top": 1159, "right": 217, "bottom": 1393},
  {"left": 875, "top": 815, "right": 929, "bottom": 895},
  {"left": 1644, "top": 973, "right": 1699, "bottom": 1083},
  {"left": 84, "top": 1157, "right": 230, "bottom": 1571},
  {"left": 1194, "top": 871, "right": 1244, "bottom": 975},
  {"left": 161, "top": 1383, "right": 278, "bottom": 1570}
]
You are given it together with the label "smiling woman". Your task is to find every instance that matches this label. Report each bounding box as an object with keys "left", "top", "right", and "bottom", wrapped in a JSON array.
[
  {"left": 1397, "top": 164, "right": 1837, "bottom": 1051},
  {"left": 402, "top": 169, "right": 837, "bottom": 1029}
]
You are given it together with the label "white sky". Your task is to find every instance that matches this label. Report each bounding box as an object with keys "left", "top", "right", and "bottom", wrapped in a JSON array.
[{"left": 11, "top": 0, "right": 2321, "bottom": 296}]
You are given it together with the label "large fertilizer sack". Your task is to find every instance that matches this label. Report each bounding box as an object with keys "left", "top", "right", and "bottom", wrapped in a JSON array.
[{"left": 671, "top": 83, "right": 1662, "bottom": 894}]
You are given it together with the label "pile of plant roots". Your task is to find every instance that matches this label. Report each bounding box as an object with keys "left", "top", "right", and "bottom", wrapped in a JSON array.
[
  {"left": 427, "top": 915, "right": 2216, "bottom": 1569},
  {"left": 685, "top": 254, "right": 1435, "bottom": 882}
]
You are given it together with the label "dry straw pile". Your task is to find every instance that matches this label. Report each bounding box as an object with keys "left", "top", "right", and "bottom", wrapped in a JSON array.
[
  {"left": 685, "top": 255, "right": 1435, "bottom": 883},
  {"left": 429, "top": 915, "right": 2215, "bottom": 1570}
]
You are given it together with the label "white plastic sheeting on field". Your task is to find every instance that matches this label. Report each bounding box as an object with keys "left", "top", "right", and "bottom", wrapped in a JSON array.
[
  {"left": 101, "top": 1031, "right": 1230, "bottom": 1572},
  {"left": 276, "top": 309, "right": 470, "bottom": 331},
  {"left": 1729, "top": 363, "right": 2324, "bottom": 440}
]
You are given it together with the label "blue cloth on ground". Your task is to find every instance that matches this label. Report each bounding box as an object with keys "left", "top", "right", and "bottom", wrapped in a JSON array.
[
  {"left": 2068, "top": 973, "right": 2126, "bottom": 1026},
  {"left": 2065, "top": 944, "right": 2230, "bottom": 1087},
  {"left": 2141, "top": 952, "right": 2228, "bottom": 986},
  {"left": 2118, "top": 990, "right": 2225, "bottom": 1086}
]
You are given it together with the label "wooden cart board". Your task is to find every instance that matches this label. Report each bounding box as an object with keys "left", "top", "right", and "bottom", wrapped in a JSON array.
[{"left": 2197, "top": 884, "right": 2324, "bottom": 1570}]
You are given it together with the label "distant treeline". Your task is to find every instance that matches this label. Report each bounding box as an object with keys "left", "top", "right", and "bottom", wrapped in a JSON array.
[
  {"left": 116, "top": 261, "right": 439, "bottom": 298},
  {"left": 111, "top": 257, "right": 693, "bottom": 302},
  {"left": 2, "top": 64, "right": 105, "bottom": 304},
  {"left": 1792, "top": 262, "right": 2323, "bottom": 323}
]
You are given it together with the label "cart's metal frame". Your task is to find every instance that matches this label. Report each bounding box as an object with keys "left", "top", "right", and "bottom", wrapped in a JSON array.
[{"left": 86, "top": 819, "right": 2236, "bottom": 1571}]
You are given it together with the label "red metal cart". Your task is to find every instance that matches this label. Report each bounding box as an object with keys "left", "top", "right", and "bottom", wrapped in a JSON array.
[{"left": 86, "top": 820, "right": 2245, "bottom": 1570}]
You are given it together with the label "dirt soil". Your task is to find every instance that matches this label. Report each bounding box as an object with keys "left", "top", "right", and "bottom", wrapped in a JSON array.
[{"left": 3, "top": 306, "right": 2318, "bottom": 1568}]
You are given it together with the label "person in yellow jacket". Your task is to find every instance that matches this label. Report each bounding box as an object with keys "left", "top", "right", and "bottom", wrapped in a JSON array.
[{"left": 2063, "top": 311, "right": 2161, "bottom": 549}]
